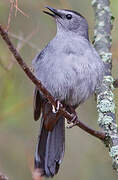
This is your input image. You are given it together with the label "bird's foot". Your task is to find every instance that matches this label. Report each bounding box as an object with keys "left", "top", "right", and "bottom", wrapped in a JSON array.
[
  {"left": 52, "top": 99, "right": 62, "bottom": 113},
  {"left": 66, "top": 114, "right": 79, "bottom": 128}
]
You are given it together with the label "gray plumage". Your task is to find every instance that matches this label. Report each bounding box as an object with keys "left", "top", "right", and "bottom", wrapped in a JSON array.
[{"left": 32, "top": 7, "right": 105, "bottom": 177}]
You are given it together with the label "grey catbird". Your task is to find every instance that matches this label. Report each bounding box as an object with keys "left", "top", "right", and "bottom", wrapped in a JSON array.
[{"left": 32, "top": 6, "right": 105, "bottom": 177}]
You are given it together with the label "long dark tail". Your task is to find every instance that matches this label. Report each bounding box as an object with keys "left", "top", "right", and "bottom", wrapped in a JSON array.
[{"left": 34, "top": 115, "right": 65, "bottom": 177}]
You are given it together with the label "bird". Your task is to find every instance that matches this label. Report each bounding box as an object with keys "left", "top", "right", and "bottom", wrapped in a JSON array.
[{"left": 32, "top": 6, "right": 105, "bottom": 177}]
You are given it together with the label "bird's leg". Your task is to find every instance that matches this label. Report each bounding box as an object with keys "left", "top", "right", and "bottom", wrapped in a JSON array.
[
  {"left": 45, "top": 110, "right": 62, "bottom": 131},
  {"left": 52, "top": 99, "right": 61, "bottom": 113},
  {"left": 43, "top": 100, "right": 63, "bottom": 131},
  {"left": 66, "top": 105, "right": 79, "bottom": 128}
]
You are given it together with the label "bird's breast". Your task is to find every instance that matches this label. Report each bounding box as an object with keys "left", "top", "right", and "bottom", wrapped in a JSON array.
[{"left": 36, "top": 57, "right": 103, "bottom": 106}]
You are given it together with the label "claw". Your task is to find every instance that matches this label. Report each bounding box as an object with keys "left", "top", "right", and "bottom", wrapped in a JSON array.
[
  {"left": 67, "top": 115, "right": 76, "bottom": 124},
  {"left": 52, "top": 100, "right": 60, "bottom": 113},
  {"left": 66, "top": 115, "right": 79, "bottom": 129},
  {"left": 66, "top": 122, "right": 77, "bottom": 129}
]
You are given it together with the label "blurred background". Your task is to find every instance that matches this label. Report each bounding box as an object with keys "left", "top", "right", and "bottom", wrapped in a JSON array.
[{"left": 0, "top": 0, "right": 118, "bottom": 180}]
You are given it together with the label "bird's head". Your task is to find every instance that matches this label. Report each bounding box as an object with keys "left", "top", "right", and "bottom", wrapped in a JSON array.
[{"left": 43, "top": 6, "right": 89, "bottom": 39}]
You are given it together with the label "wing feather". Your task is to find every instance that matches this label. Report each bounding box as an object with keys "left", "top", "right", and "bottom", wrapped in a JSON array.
[{"left": 33, "top": 87, "right": 42, "bottom": 121}]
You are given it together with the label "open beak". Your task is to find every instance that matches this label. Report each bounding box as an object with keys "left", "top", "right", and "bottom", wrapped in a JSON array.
[{"left": 43, "top": 6, "right": 62, "bottom": 18}]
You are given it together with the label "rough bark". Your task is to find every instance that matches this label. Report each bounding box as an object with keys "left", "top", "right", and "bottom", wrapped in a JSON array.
[{"left": 92, "top": 0, "right": 118, "bottom": 171}]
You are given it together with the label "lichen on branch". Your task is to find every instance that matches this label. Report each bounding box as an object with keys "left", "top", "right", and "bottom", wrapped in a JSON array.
[{"left": 92, "top": 0, "right": 118, "bottom": 172}]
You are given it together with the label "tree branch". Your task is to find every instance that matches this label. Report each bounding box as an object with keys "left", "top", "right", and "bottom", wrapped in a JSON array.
[
  {"left": 92, "top": 0, "right": 118, "bottom": 172},
  {"left": 113, "top": 79, "right": 118, "bottom": 88},
  {"left": 0, "top": 24, "right": 106, "bottom": 141}
]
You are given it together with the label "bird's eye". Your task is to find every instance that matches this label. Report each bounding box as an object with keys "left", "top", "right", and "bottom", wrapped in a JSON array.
[{"left": 66, "top": 14, "right": 72, "bottom": 20}]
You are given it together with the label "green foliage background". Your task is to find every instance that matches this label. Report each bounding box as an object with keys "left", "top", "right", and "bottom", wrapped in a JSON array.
[{"left": 0, "top": 0, "right": 118, "bottom": 179}]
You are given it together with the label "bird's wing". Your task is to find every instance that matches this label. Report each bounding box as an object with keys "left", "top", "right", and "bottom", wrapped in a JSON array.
[
  {"left": 33, "top": 87, "right": 42, "bottom": 121},
  {"left": 32, "top": 50, "right": 46, "bottom": 121}
]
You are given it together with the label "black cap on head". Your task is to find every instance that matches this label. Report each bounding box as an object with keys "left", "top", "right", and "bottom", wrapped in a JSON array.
[{"left": 63, "top": 9, "right": 85, "bottom": 18}]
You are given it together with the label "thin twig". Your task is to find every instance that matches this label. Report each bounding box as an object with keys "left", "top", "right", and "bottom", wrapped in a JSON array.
[
  {"left": 8, "top": 29, "right": 40, "bottom": 70},
  {"left": 8, "top": 32, "right": 40, "bottom": 51},
  {"left": 7, "top": 0, "right": 29, "bottom": 17},
  {"left": 15, "top": 0, "right": 18, "bottom": 16},
  {"left": 0, "top": 24, "right": 106, "bottom": 141},
  {"left": 7, "top": 0, "right": 14, "bottom": 31},
  {"left": 7, "top": 0, "right": 29, "bottom": 31}
]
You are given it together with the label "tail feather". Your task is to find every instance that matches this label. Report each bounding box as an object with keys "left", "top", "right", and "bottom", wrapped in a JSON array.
[
  {"left": 35, "top": 116, "right": 65, "bottom": 177},
  {"left": 35, "top": 118, "right": 48, "bottom": 171}
]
